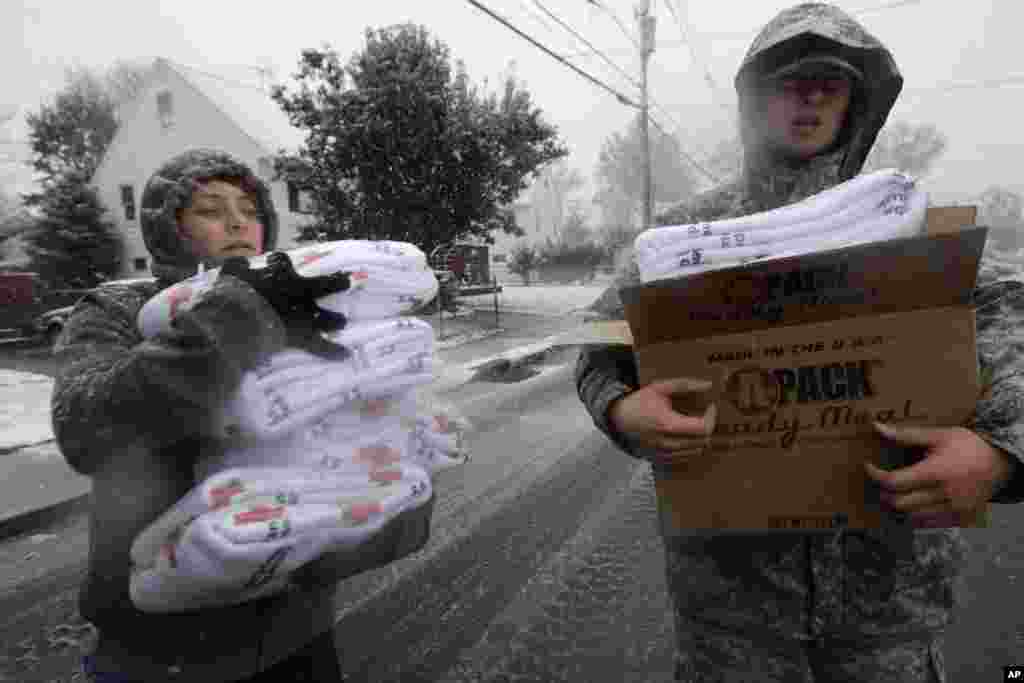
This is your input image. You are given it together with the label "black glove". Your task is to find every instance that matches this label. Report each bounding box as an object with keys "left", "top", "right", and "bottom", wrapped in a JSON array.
[{"left": 221, "top": 252, "right": 352, "bottom": 360}]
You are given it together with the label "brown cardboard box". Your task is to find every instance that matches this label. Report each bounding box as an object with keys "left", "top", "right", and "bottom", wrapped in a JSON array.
[{"left": 614, "top": 208, "right": 989, "bottom": 532}]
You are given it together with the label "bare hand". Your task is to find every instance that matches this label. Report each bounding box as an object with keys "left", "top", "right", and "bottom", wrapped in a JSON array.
[
  {"left": 609, "top": 377, "right": 716, "bottom": 464},
  {"left": 865, "top": 422, "right": 1016, "bottom": 527}
]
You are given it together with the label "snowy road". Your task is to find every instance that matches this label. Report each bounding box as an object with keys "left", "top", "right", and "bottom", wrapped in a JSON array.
[
  {"left": 327, "top": 387, "right": 677, "bottom": 683},
  {"left": 1, "top": 364, "right": 1023, "bottom": 682}
]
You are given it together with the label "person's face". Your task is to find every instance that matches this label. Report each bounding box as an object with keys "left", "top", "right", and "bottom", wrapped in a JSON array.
[
  {"left": 177, "top": 179, "right": 264, "bottom": 260},
  {"left": 758, "top": 75, "right": 853, "bottom": 160}
]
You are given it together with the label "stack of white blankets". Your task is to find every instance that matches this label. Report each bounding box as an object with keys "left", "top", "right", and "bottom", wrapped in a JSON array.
[
  {"left": 130, "top": 240, "right": 469, "bottom": 613},
  {"left": 634, "top": 169, "right": 929, "bottom": 284}
]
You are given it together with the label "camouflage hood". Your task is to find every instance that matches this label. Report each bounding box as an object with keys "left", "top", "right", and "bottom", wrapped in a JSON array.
[
  {"left": 587, "top": 3, "right": 904, "bottom": 319},
  {"left": 732, "top": 2, "right": 903, "bottom": 212},
  {"left": 139, "top": 149, "right": 279, "bottom": 284}
]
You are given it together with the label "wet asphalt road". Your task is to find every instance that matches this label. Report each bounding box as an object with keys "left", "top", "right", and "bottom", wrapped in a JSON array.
[{"left": 1, "top": 362, "right": 1023, "bottom": 681}]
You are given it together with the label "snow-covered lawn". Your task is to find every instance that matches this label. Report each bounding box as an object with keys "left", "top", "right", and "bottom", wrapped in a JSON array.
[
  {"left": 459, "top": 284, "right": 606, "bottom": 316},
  {"left": 0, "top": 370, "right": 54, "bottom": 450}
]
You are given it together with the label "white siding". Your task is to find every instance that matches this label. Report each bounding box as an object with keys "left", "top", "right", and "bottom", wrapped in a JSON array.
[{"left": 92, "top": 59, "right": 314, "bottom": 279}]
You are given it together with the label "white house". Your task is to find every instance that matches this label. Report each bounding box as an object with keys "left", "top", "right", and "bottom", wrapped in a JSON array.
[
  {"left": 91, "top": 58, "right": 315, "bottom": 279},
  {"left": 484, "top": 181, "right": 591, "bottom": 282}
]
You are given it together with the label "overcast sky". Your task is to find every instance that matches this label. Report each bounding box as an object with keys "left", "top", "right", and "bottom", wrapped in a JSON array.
[{"left": 4, "top": 0, "right": 1023, "bottom": 204}]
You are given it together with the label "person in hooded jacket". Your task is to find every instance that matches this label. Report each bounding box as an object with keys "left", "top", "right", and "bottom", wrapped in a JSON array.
[
  {"left": 577, "top": 3, "right": 1024, "bottom": 681},
  {"left": 53, "top": 148, "right": 433, "bottom": 683}
]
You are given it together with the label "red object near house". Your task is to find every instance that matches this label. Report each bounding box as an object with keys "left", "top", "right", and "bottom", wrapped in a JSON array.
[
  {"left": 446, "top": 253, "right": 466, "bottom": 277},
  {"left": 0, "top": 271, "right": 44, "bottom": 335},
  {"left": 0, "top": 271, "right": 40, "bottom": 307},
  {"left": 430, "top": 243, "right": 493, "bottom": 286}
]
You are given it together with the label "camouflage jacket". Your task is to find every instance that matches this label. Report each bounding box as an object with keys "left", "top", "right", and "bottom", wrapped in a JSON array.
[
  {"left": 578, "top": 189, "right": 1024, "bottom": 646},
  {"left": 575, "top": 1, "right": 1024, "bottom": 645},
  {"left": 576, "top": 266, "right": 1024, "bottom": 643}
]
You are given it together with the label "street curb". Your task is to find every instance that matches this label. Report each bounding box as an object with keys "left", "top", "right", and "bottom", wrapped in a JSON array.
[
  {"left": 0, "top": 338, "right": 579, "bottom": 544},
  {"left": 0, "top": 490, "right": 91, "bottom": 544},
  {"left": 456, "top": 363, "right": 576, "bottom": 424},
  {"left": 0, "top": 437, "right": 57, "bottom": 457}
]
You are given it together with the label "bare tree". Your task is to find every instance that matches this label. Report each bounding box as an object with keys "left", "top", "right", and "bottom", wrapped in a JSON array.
[
  {"left": 863, "top": 121, "right": 947, "bottom": 178},
  {"left": 594, "top": 115, "right": 700, "bottom": 232},
  {"left": 559, "top": 210, "right": 593, "bottom": 249},
  {"left": 704, "top": 136, "right": 744, "bottom": 181},
  {"left": 105, "top": 60, "right": 152, "bottom": 119},
  {"left": 25, "top": 61, "right": 151, "bottom": 193},
  {"left": 0, "top": 107, "right": 22, "bottom": 166},
  {"left": 528, "top": 159, "right": 584, "bottom": 243},
  {"left": 976, "top": 186, "right": 1023, "bottom": 251},
  {"left": 977, "top": 186, "right": 1023, "bottom": 230}
]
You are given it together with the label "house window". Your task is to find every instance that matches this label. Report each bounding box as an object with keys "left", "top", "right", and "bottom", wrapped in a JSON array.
[
  {"left": 258, "top": 158, "right": 273, "bottom": 180},
  {"left": 156, "top": 90, "right": 174, "bottom": 129},
  {"left": 120, "top": 184, "right": 136, "bottom": 221},
  {"left": 287, "top": 182, "right": 314, "bottom": 214},
  {"left": 133, "top": 257, "right": 148, "bottom": 272},
  {"left": 287, "top": 183, "right": 299, "bottom": 212},
  {"left": 493, "top": 254, "right": 507, "bottom": 263}
]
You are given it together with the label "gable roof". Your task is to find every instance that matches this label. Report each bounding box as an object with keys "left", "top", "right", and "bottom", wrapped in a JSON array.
[
  {"left": 91, "top": 58, "right": 308, "bottom": 187},
  {"left": 162, "top": 58, "right": 305, "bottom": 155}
]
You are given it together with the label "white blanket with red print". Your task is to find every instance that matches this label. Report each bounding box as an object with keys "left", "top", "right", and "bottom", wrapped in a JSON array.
[
  {"left": 129, "top": 240, "right": 469, "bottom": 613},
  {"left": 634, "top": 169, "right": 929, "bottom": 283}
]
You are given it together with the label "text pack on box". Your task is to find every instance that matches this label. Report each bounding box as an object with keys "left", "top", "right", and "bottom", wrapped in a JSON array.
[{"left": 616, "top": 208, "right": 988, "bottom": 532}]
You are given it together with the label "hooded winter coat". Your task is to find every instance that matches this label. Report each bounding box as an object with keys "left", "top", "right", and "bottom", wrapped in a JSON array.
[
  {"left": 52, "top": 149, "right": 432, "bottom": 681},
  {"left": 576, "top": 0, "right": 1024, "bottom": 666}
]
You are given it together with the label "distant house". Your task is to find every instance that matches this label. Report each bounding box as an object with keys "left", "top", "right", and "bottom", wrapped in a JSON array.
[
  {"left": 490, "top": 199, "right": 548, "bottom": 252},
  {"left": 478, "top": 195, "right": 592, "bottom": 283},
  {"left": 91, "top": 58, "right": 315, "bottom": 279},
  {"left": 459, "top": 201, "right": 544, "bottom": 284}
]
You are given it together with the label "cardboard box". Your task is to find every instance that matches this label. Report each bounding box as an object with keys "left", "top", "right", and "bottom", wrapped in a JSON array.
[{"left": 613, "top": 207, "right": 989, "bottom": 532}]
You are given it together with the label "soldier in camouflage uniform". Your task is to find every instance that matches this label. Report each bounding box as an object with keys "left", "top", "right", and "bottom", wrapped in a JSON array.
[
  {"left": 576, "top": 3, "right": 1024, "bottom": 681},
  {"left": 53, "top": 149, "right": 432, "bottom": 682}
]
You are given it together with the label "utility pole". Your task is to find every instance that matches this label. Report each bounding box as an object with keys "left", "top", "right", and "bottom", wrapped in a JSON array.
[{"left": 637, "top": 0, "right": 656, "bottom": 232}]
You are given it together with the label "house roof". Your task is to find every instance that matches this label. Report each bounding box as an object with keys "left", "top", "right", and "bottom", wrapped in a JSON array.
[{"left": 162, "top": 58, "right": 306, "bottom": 156}]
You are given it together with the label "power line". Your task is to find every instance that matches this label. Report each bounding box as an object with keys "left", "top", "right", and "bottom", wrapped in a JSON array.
[
  {"left": 565, "top": 0, "right": 927, "bottom": 54},
  {"left": 466, "top": 0, "right": 640, "bottom": 107},
  {"left": 532, "top": 0, "right": 642, "bottom": 90},
  {"left": 849, "top": 0, "right": 922, "bottom": 15},
  {"left": 662, "top": 0, "right": 686, "bottom": 43},
  {"left": 474, "top": 0, "right": 975, "bottom": 186},
  {"left": 514, "top": 0, "right": 558, "bottom": 34},
  {"left": 164, "top": 59, "right": 267, "bottom": 93},
  {"left": 901, "top": 73, "right": 1024, "bottom": 98},
  {"left": 646, "top": 113, "right": 721, "bottom": 184},
  {"left": 486, "top": 3, "right": 719, "bottom": 193},
  {"left": 662, "top": 0, "right": 729, "bottom": 109},
  {"left": 585, "top": 0, "right": 641, "bottom": 51},
  {"left": 647, "top": 69, "right": 1024, "bottom": 185},
  {"left": 715, "top": 0, "right": 927, "bottom": 39},
  {"left": 582, "top": 2, "right": 720, "bottom": 185},
  {"left": 527, "top": 1, "right": 719, "bottom": 184}
]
